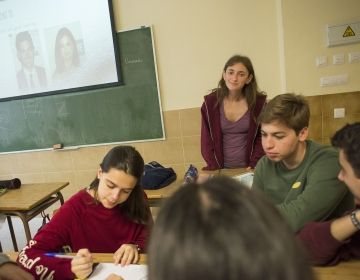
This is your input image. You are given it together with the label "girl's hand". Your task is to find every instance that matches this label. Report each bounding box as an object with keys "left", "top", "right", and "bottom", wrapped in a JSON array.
[
  {"left": 113, "top": 244, "right": 139, "bottom": 266},
  {"left": 71, "top": 248, "right": 93, "bottom": 279}
]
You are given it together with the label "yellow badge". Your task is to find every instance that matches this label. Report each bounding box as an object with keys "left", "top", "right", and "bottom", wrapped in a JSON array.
[{"left": 292, "top": 182, "right": 301, "bottom": 189}]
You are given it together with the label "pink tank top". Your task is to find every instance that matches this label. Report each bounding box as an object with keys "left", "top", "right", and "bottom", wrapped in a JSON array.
[{"left": 220, "top": 104, "right": 250, "bottom": 168}]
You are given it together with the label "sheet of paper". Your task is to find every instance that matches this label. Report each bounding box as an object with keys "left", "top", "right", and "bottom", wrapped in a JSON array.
[
  {"left": 232, "top": 172, "right": 254, "bottom": 188},
  {"left": 89, "top": 263, "right": 148, "bottom": 280}
]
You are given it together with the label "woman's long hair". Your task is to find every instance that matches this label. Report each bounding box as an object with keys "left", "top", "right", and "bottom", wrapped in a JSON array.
[
  {"left": 215, "top": 55, "right": 265, "bottom": 111},
  {"left": 54, "top": 27, "right": 80, "bottom": 73},
  {"left": 89, "top": 145, "right": 150, "bottom": 224}
]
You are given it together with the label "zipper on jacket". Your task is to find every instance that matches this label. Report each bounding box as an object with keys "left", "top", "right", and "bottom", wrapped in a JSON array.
[{"left": 249, "top": 101, "right": 266, "bottom": 161}]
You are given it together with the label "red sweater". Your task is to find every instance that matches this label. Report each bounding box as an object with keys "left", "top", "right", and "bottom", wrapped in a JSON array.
[
  {"left": 16, "top": 189, "right": 150, "bottom": 280},
  {"left": 298, "top": 218, "right": 360, "bottom": 265}
]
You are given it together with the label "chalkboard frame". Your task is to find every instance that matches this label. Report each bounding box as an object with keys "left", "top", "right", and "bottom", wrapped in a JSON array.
[{"left": 0, "top": 26, "right": 165, "bottom": 153}]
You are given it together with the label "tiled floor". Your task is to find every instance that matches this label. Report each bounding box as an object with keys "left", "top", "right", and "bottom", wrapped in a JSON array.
[{"left": 0, "top": 216, "right": 43, "bottom": 252}]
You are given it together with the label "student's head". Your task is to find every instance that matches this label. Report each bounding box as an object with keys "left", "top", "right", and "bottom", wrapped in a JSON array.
[
  {"left": 259, "top": 93, "right": 309, "bottom": 163},
  {"left": 16, "top": 31, "right": 35, "bottom": 69},
  {"left": 217, "top": 55, "right": 262, "bottom": 109},
  {"left": 54, "top": 27, "right": 80, "bottom": 72},
  {"left": 148, "top": 176, "right": 313, "bottom": 280},
  {"left": 331, "top": 123, "right": 360, "bottom": 199},
  {"left": 259, "top": 93, "right": 309, "bottom": 133},
  {"left": 89, "top": 145, "right": 149, "bottom": 223}
]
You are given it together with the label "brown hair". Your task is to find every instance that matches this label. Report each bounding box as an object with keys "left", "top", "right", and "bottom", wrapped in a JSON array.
[
  {"left": 258, "top": 93, "right": 309, "bottom": 134},
  {"left": 215, "top": 55, "right": 265, "bottom": 111},
  {"left": 149, "top": 176, "right": 314, "bottom": 280}
]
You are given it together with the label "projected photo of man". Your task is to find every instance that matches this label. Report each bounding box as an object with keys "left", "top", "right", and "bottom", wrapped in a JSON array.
[{"left": 15, "top": 30, "right": 48, "bottom": 92}]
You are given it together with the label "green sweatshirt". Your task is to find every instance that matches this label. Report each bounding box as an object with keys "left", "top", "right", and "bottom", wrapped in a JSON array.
[{"left": 252, "top": 140, "right": 354, "bottom": 232}]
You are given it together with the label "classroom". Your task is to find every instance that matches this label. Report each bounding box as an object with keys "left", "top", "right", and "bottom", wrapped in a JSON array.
[
  {"left": 0, "top": 0, "right": 358, "bottom": 203},
  {"left": 0, "top": 0, "right": 360, "bottom": 279}
]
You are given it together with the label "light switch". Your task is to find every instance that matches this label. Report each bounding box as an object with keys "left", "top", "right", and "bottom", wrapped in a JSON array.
[
  {"left": 316, "top": 56, "right": 327, "bottom": 67},
  {"left": 333, "top": 53, "right": 345, "bottom": 65},
  {"left": 349, "top": 52, "right": 360, "bottom": 63}
]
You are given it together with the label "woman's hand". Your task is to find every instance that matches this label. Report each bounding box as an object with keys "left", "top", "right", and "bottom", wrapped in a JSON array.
[
  {"left": 71, "top": 248, "right": 93, "bottom": 279},
  {"left": 113, "top": 244, "right": 139, "bottom": 266}
]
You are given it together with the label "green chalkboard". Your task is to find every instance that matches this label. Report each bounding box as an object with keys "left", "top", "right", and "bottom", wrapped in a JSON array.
[{"left": 0, "top": 27, "right": 164, "bottom": 153}]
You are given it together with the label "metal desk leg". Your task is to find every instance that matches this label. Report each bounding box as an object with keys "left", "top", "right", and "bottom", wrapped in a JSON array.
[
  {"left": 6, "top": 216, "right": 18, "bottom": 251},
  {"left": 17, "top": 214, "right": 32, "bottom": 243},
  {"left": 57, "top": 191, "right": 64, "bottom": 205}
]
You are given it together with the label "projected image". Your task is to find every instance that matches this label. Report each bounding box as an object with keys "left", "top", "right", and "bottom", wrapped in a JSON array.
[
  {"left": 53, "top": 26, "right": 82, "bottom": 81},
  {"left": 14, "top": 30, "right": 48, "bottom": 93},
  {"left": 47, "top": 23, "right": 86, "bottom": 87},
  {"left": 0, "top": 0, "right": 120, "bottom": 101}
]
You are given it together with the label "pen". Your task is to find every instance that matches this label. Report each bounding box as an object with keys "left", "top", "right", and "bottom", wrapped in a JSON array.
[{"left": 44, "top": 253, "right": 76, "bottom": 259}]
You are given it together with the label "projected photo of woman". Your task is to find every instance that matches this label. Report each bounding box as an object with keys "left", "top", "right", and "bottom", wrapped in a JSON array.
[{"left": 53, "top": 27, "right": 80, "bottom": 82}]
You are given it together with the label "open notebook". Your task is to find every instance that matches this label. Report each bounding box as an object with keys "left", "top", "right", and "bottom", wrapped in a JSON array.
[
  {"left": 89, "top": 263, "right": 148, "bottom": 280},
  {"left": 232, "top": 172, "right": 254, "bottom": 189}
]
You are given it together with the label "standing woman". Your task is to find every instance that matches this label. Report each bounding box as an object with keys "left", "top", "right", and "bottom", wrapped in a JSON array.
[
  {"left": 201, "top": 55, "right": 266, "bottom": 170},
  {"left": 17, "top": 146, "right": 152, "bottom": 280}
]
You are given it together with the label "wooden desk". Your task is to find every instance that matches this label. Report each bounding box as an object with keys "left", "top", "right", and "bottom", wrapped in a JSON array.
[
  {"left": 0, "top": 182, "right": 69, "bottom": 251},
  {"left": 219, "top": 168, "right": 247, "bottom": 177},
  {"left": 6, "top": 250, "right": 359, "bottom": 279},
  {"left": 6, "top": 251, "right": 147, "bottom": 265},
  {"left": 144, "top": 168, "right": 247, "bottom": 207},
  {"left": 313, "top": 261, "right": 360, "bottom": 280},
  {"left": 144, "top": 179, "right": 182, "bottom": 207}
]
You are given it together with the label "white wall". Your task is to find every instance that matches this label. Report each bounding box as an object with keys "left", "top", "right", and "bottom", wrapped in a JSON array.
[
  {"left": 282, "top": 0, "right": 360, "bottom": 96},
  {"left": 113, "top": 0, "right": 360, "bottom": 110}
]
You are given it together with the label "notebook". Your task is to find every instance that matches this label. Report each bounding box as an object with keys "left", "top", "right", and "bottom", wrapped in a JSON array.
[
  {"left": 89, "top": 263, "right": 148, "bottom": 280},
  {"left": 232, "top": 172, "right": 254, "bottom": 188}
]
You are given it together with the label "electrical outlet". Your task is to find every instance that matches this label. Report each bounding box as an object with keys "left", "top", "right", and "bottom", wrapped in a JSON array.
[
  {"left": 334, "top": 108, "right": 345, "bottom": 118},
  {"left": 320, "top": 74, "right": 348, "bottom": 87}
]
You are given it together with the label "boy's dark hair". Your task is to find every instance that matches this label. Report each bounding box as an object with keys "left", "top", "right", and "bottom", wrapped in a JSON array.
[
  {"left": 331, "top": 122, "right": 360, "bottom": 178},
  {"left": 259, "top": 93, "right": 309, "bottom": 134}
]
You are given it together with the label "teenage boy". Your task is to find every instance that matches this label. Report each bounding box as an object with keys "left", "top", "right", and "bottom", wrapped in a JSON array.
[
  {"left": 299, "top": 123, "right": 360, "bottom": 265},
  {"left": 252, "top": 93, "right": 353, "bottom": 232}
]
